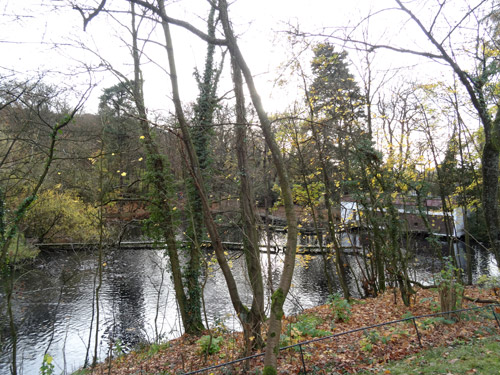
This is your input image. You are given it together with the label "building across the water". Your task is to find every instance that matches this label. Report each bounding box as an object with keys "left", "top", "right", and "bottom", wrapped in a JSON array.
[{"left": 340, "top": 197, "right": 465, "bottom": 238}]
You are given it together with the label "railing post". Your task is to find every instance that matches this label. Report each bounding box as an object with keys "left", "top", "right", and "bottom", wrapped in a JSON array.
[
  {"left": 412, "top": 318, "right": 422, "bottom": 347},
  {"left": 490, "top": 305, "right": 500, "bottom": 329},
  {"left": 298, "top": 344, "right": 307, "bottom": 374},
  {"left": 181, "top": 305, "right": 497, "bottom": 375}
]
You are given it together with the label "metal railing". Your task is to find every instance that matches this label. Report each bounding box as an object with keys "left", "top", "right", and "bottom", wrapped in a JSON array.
[{"left": 183, "top": 303, "right": 500, "bottom": 375}]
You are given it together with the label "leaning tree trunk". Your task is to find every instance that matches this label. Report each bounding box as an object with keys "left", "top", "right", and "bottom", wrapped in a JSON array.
[
  {"left": 232, "top": 57, "right": 266, "bottom": 353},
  {"left": 157, "top": 0, "right": 258, "bottom": 345},
  {"left": 218, "top": 1, "right": 298, "bottom": 372}
]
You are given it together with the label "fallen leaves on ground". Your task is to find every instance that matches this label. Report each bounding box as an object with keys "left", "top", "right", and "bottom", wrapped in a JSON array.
[{"left": 86, "top": 286, "right": 499, "bottom": 374}]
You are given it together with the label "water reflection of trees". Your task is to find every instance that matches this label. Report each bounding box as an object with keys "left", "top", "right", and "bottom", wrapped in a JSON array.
[
  {"left": 103, "top": 250, "right": 146, "bottom": 351},
  {"left": 1, "top": 242, "right": 497, "bottom": 374}
]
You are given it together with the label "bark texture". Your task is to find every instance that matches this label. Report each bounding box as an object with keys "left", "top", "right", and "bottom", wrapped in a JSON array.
[{"left": 217, "top": 0, "right": 298, "bottom": 370}]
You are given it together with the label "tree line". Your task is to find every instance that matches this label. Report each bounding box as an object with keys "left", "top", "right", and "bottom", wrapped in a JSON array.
[{"left": 1, "top": 1, "right": 500, "bottom": 373}]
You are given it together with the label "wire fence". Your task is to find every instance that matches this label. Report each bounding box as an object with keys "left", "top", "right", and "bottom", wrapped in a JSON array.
[{"left": 183, "top": 303, "right": 500, "bottom": 375}]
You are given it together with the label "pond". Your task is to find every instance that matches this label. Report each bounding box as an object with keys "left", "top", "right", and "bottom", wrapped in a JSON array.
[{"left": 0, "top": 233, "right": 498, "bottom": 375}]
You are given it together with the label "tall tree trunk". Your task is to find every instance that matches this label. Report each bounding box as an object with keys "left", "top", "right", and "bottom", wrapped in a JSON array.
[
  {"left": 456, "top": 106, "right": 474, "bottom": 285},
  {"left": 290, "top": 124, "right": 335, "bottom": 294},
  {"left": 129, "top": 3, "right": 194, "bottom": 333},
  {"left": 263, "top": 145, "right": 275, "bottom": 296},
  {"left": 300, "top": 67, "right": 350, "bottom": 299},
  {"left": 394, "top": 0, "right": 500, "bottom": 270},
  {"left": 157, "top": 0, "right": 252, "bottom": 342},
  {"left": 232, "top": 57, "right": 265, "bottom": 352},
  {"left": 305, "top": 119, "right": 351, "bottom": 300},
  {"left": 482, "top": 139, "right": 500, "bottom": 267},
  {"left": 217, "top": 1, "right": 298, "bottom": 371},
  {"left": 322, "top": 168, "right": 351, "bottom": 300},
  {"left": 183, "top": 4, "right": 221, "bottom": 335}
]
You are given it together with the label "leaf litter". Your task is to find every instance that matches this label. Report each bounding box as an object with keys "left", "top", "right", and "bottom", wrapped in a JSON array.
[{"left": 86, "top": 286, "right": 499, "bottom": 374}]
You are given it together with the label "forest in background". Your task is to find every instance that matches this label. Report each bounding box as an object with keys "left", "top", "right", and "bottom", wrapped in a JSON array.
[{"left": 1, "top": 1, "right": 500, "bottom": 373}]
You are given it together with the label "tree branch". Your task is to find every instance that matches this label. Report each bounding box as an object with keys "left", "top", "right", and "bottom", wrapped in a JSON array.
[
  {"left": 394, "top": 0, "right": 489, "bottom": 128},
  {"left": 73, "top": 0, "right": 107, "bottom": 31},
  {"left": 128, "top": 0, "right": 227, "bottom": 45},
  {"left": 439, "top": 0, "right": 489, "bottom": 46},
  {"left": 351, "top": 39, "right": 444, "bottom": 60}
]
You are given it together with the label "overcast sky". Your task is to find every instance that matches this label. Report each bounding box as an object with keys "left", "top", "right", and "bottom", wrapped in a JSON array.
[{"left": 0, "top": 0, "right": 484, "bottom": 115}]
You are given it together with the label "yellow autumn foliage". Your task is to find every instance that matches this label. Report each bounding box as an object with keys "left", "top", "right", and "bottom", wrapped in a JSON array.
[{"left": 23, "top": 189, "right": 101, "bottom": 243}]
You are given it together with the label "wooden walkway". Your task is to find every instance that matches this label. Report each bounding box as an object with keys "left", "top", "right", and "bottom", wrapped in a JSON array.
[{"left": 36, "top": 240, "right": 358, "bottom": 255}]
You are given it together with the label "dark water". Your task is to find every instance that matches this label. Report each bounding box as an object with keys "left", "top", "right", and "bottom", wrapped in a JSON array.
[{"left": 0, "top": 234, "right": 498, "bottom": 375}]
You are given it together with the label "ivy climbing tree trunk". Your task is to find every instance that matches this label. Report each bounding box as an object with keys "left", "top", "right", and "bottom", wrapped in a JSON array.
[
  {"left": 128, "top": 3, "right": 198, "bottom": 334},
  {"left": 156, "top": 0, "right": 260, "bottom": 350},
  {"left": 184, "top": 4, "right": 221, "bottom": 335}
]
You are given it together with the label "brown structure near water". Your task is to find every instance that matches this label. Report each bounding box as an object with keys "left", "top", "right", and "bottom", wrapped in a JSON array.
[{"left": 103, "top": 195, "right": 461, "bottom": 238}]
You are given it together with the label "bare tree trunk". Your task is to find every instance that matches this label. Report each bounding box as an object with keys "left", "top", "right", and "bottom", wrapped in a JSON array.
[
  {"left": 217, "top": 1, "right": 298, "bottom": 371},
  {"left": 232, "top": 57, "right": 265, "bottom": 352},
  {"left": 393, "top": 0, "right": 500, "bottom": 270}
]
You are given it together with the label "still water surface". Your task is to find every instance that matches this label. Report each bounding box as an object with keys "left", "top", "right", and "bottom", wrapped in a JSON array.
[{"left": 0, "top": 234, "right": 498, "bottom": 374}]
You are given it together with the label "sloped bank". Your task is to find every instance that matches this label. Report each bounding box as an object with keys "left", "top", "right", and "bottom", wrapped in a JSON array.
[{"left": 78, "top": 286, "right": 500, "bottom": 374}]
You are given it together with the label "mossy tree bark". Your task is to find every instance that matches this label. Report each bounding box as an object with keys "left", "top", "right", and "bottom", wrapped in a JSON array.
[
  {"left": 129, "top": 3, "right": 199, "bottom": 333},
  {"left": 232, "top": 57, "right": 266, "bottom": 352},
  {"left": 217, "top": 0, "right": 298, "bottom": 370},
  {"left": 156, "top": 0, "right": 262, "bottom": 349}
]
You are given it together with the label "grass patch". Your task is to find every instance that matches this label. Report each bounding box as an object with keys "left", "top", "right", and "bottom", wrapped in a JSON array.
[{"left": 362, "top": 334, "right": 500, "bottom": 374}]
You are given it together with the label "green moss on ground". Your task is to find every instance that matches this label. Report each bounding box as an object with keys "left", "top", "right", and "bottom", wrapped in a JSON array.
[{"left": 359, "top": 334, "right": 500, "bottom": 375}]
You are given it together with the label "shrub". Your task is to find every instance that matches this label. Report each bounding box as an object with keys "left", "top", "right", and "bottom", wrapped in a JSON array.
[
  {"left": 359, "top": 326, "right": 410, "bottom": 352},
  {"left": 477, "top": 275, "right": 500, "bottom": 296},
  {"left": 147, "top": 342, "right": 169, "bottom": 357},
  {"left": 435, "top": 258, "right": 463, "bottom": 319},
  {"left": 197, "top": 335, "right": 223, "bottom": 355},
  {"left": 328, "top": 293, "right": 352, "bottom": 322},
  {"left": 287, "top": 315, "right": 329, "bottom": 338},
  {"left": 23, "top": 189, "right": 101, "bottom": 243},
  {"left": 281, "top": 314, "right": 329, "bottom": 350},
  {"left": 40, "top": 354, "right": 54, "bottom": 375}
]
